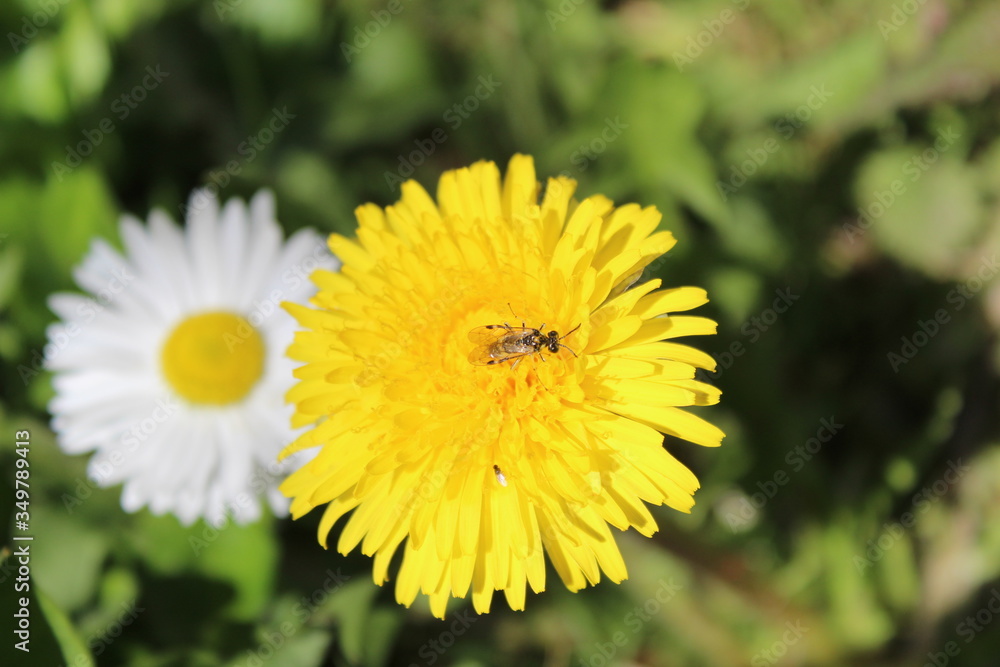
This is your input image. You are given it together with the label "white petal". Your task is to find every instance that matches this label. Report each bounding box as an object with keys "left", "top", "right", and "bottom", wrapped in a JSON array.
[
  {"left": 218, "top": 198, "right": 250, "bottom": 304},
  {"left": 45, "top": 186, "right": 341, "bottom": 526},
  {"left": 185, "top": 189, "right": 224, "bottom": 308},
  {"left": 148, "top": 210, "right": 198, "bottom": 316}
]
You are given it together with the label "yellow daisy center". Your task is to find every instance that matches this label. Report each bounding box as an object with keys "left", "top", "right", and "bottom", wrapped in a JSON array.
[{"left": 160, "top": 311, "right": 265, "bottom": 405}]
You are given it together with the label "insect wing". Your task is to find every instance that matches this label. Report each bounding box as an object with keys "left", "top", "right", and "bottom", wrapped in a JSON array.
[
  {"left": 467, "top": 326, "right": 506, "bottom": 365},
  {"left": 467, "top": 326, "right": 535, "bottom": 365},
  {"left": 467, "top": 325, "right": 508, "bottom": 346}
]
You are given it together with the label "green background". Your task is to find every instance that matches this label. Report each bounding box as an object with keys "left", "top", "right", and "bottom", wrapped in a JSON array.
[{"left": 2, "top": 0, "right": 1000, "bottom": 665}]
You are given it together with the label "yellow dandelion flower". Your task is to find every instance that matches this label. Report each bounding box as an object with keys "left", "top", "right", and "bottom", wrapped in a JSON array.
[{"left": 280, "top": 154, "right": 724, "bottom": 618}]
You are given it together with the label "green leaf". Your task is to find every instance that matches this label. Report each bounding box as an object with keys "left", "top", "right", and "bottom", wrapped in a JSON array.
[
  {"left": 32, "top": 505, "right": 109, "bottom": 613},
  {"left": 276, "top": 151, "right": 355, "bottom": 236},
  {"left": 874, "top": 4, "right": 1000, "bottom": 118},
  {"left": 705, "top": 267, "right": 764, "bottom": 327},
  {"left": 856, "top": 148, "right": 982, "bottom": 278},
  {"left": 877, "top": 530, "right": 919, "bottom": 614},
  {"left": 326, "top": 22, "right": 442, "bottom": 149},
  {"left": 0, "top": 243, "right": 24, "bottom": 310},
  {"left": 0, "top": 179, "right": 41, "bottom": 247},
  {"left": 269, "top": 629, "right": 331, "bottom": 667},
  {"left": 38, "top": 167, "right": 118, "bottom": 279},
  {"left": 2, "top": 39, "right": 69, "bottom": 122},
  {"left": 78, "top": 567, "right": 142, "bottom": 641},
  {"left": 0, "top": 178, "right": 52, "bottom": 342},
  {"left": 712, "top": 197, "right": 789, "bottom": 271},
  {"left": 718, "top": 33, "right": 886, "bottom": 135},
  {"left": 0, "top": 323, "right": 21, "bottom": 360},
  {"left": 362, "top": 607, "right": 404, "bottom": 667},
  {"left": 611, "top": 61, "right": 728, "bottom": 227},
  {"left": 132, "top": 511, "right": 276, "bottom": 618},
  {"left": 59, "top": 3, "right": 112, "bottom": 107},
  {"left": 132, "top": 512, "right": 198, "bottom": 575},
  {"left": 92, "top": 0, "right": 170, "bottom": 40},
  {"left": 220, "top": 594, "right": 335, "bottom": 667},
  {"left": 825, "top": 519, "right": 893, "bottom": 649},
  {"left": 36, "top": 584, "right": 95, "bottom": 667},
  {"left": 324, "top": 578, "right": 380, "bottom": 664},
  {"left": 220, "top": 0, "right": 324, "bottom": 44},
  {"left": 193, "top": 515, "right": 279, "bottom": 621}
]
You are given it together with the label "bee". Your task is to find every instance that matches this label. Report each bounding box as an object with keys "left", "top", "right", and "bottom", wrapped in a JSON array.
[
  {"left": 467, "top": 316, "right": 580, "bottom": 369},
  {"left": 493, "top": 464, "right": 508, "bottom": 487}
]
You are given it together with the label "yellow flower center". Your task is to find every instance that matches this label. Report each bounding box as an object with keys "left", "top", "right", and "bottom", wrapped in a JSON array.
[{"left": 160, "top": 312, "right": 265, "bottom": 405}]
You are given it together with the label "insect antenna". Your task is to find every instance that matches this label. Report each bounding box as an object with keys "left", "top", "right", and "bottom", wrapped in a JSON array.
[
  {"left": 562, "top": 323, "right": 581, "bottom": 338},
  {"left": 506, "top": 302, "right": 527, "bottom": 329}
]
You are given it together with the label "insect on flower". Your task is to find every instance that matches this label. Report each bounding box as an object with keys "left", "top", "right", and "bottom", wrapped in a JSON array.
[
  {"left": 467, "top": 311, "right": 580, "bottom": 369},
  {"left": 493, "top": 464, "right": 508, "bottom": 487}
]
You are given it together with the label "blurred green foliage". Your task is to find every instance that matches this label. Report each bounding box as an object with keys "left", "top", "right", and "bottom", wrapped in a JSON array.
[{"left": 2, "top": 0, "right": 1000, "bottom": 665}]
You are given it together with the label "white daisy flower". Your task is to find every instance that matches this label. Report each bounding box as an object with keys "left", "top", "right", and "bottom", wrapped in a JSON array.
[{"left": 46, "top": 188, "right": 338, "bottom": 526}]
